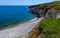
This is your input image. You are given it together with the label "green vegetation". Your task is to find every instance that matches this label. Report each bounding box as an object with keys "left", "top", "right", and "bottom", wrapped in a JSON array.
[
  {"left": 28, "top": 1, "right": 60, "bottom": 38},
  {"left": 55, "top": 6, "right": 60, "bottom": 10},
  {"left": 38, "top": 1, "right": 60, "bottom": 10},
  {"left": 38, "top": 18, "right": 60, "bottom": 38}
]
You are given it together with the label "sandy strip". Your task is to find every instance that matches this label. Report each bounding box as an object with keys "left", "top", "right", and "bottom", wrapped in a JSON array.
[{"left": 0, "top": 17, "right": 43, "bottom": 38}]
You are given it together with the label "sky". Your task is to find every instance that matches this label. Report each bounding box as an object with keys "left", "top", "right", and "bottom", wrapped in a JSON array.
[{"left": 0, "top": 0, "right": 55, "bottom": 5}]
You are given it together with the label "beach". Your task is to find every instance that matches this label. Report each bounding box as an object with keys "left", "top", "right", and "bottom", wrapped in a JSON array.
[{"left": 0, "top": 17, "right": 43, "bottom": 38}]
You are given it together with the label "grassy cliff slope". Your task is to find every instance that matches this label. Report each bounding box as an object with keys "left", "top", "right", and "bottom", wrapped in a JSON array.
[
  {"left": 38, "top": 1, "right": 60, "bottom": 38},
  {"left": 28, "top": 1, "right": 60, "bottom": 38},
  {"left": 38, "top": 18, "right": 60, "bottom": 38},
  {"left": 38, "top": 1, "right": 60, "bottom": 10}
]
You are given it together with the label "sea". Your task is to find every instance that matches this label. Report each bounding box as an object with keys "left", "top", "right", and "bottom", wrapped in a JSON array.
[{"left": 0, "top": 5, "right": 35, "bottom": 26}]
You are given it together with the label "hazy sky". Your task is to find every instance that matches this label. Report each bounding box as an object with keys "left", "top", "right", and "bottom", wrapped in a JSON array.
[{"left": 0, "top": 0, "right": 55, "bottom": 5}]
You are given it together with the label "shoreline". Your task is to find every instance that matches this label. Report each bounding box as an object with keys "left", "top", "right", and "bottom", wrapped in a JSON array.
[
  {"left": 0, "top": 17, "right": 43, "bottom": 38},
  {"left": 0, "top": 17, "right": 35, "bottom": 30}
]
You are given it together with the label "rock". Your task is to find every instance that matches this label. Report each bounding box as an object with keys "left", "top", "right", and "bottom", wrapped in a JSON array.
[
  {"left": 44, "top": 8, "right": 60, "bottom": 18},
  {"left": 28, "top": 4, "right": 60, "bottom": 18},
  {"left": 56, "top": 11, "right": 60, "bottom": 18},
  {"left": 29, "top": 5, "right": 42, "bottom": 18}
]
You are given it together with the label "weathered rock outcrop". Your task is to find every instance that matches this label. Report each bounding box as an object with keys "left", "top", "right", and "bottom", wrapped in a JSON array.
[
  {"left": 28, "top": 2, "right": 60, "bottom": 18},
  {"left": 29, "top": 5, "right": 41, "bottom": 18},
  {"left": 56, "top": 10, "right": 60, "bottom": 18},
  {"left": 29, "top": 4, "right": 55, "bottom": 18},
  {"left": 44, "top": 8, "right": 60, "bottom": 18}
]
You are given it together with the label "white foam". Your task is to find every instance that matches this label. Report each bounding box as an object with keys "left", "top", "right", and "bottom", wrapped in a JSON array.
[
  {"left": 0, "top": 17, "right": 43, "bottom": 38},
  {"left": 29, "top": 17, "right": 38, "bottom": 21}
]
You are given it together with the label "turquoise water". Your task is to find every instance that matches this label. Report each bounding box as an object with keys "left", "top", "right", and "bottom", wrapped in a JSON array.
[{"left": 0, "top": 6, "right": 35, "bottom": 26}]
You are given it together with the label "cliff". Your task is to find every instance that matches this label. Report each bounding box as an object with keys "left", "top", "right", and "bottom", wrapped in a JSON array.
[
  {"left": 28, "top": 1, "right": 60, "bottom": 38},
  {"left": 29, "top": 1, "right": 60, "bottom": 18}
]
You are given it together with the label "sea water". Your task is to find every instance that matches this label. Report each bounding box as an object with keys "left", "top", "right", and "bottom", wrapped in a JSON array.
[{"left": 0, "top": 5, "right": 35, "bottom": 26}]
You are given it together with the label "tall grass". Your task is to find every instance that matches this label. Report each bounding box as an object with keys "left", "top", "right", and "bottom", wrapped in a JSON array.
[
  {"left": 39, "top": 18, "right": 60, "bottom": 38},
  {"left": 39, "top": 1, "right": 60, "bottom": 10}
]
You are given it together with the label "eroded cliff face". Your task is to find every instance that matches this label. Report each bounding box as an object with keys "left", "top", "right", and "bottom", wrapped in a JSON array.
[
  {"left": 44, "top": 8, "right": 60, "bottom": 18},
  {"left": 28, "top": 5, "right": 57, "bottom": 18},
  {"left": 29, "top": 5, "right": 60, "bottom": 18},
  {"left": 29, "top": 5, "right": 42, "bottom": 18},
  {"left": 56, "top": 11, "right": 60, "bottom": 18}
]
